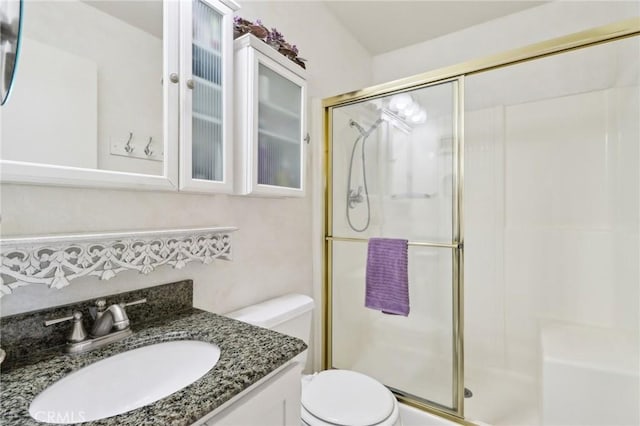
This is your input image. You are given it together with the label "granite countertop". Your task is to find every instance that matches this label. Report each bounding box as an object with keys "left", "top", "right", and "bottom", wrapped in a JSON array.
[{"left": 0, "top": 308, "right": 307, "bottom": 425}]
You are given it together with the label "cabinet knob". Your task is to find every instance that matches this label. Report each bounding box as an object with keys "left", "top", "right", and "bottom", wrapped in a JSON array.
[
  {"left": 186, "top": 79, "right": 194, "bottom": 89},
  {"left": 169, "top": 73, "right": 179, "bottom": 84},
  {"left": 304, "top": 133, "right": 311, "bottom": 144}
]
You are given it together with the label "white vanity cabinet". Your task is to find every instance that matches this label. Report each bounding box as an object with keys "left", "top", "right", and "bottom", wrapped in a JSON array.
[
  {"left": 200, "top": 362, "right": 301, "bottom": 426},
  {"left": 234, "top": 34, "right": 307, "bottom": 197},
  {"left": 179, "top": 0, "right": 239, "bottom": 193}
]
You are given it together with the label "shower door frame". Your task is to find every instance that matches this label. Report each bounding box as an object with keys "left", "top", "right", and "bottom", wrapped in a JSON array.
[{"left": 322, "top": 17, "right": 640, "bottom": 422}]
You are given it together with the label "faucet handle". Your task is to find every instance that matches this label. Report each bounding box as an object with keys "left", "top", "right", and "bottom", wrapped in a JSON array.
[
  {"left": 110, "top": 298, "right": 146, "bottom": 331},
  {"left": 122, "top": 298, "right": 146, "bottom": 308},
  {"left": 44, "top": 313, "right": 76, "bottom": 326},
  {"left": 44, "top": 311, "right": 88, "bottom": 343}
]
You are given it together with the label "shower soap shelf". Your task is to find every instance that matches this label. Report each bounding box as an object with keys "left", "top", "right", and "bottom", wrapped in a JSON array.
[{"left": 0, "top": 227, "right": 237, "bottom": 296}]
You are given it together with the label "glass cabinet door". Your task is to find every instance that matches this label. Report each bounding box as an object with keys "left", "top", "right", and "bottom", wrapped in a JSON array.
[
  {"left": 192, "top": 0, "right": 223, "bottom": 182},
  {"left": 234, "top": 34, "right": 307, "bottom": 197},
  {"left": 256, "top": 63, "right": 303, "bottom": 190},
  {"left": 180, "top": 0, "right": 237, "bottom": 192}
]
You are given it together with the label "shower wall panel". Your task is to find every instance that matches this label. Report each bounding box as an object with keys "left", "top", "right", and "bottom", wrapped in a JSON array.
[{"left": 464, "top": 35, "right": 639, "bottom": 425}]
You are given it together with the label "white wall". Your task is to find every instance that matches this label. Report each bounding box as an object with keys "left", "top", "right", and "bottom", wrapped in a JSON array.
[
  {"left": 0, "top": 0, "right": 372, "bottom": 373},
  {"left": 2, "top": 37, "right": 98, "bottom": 169},
  {"left": 373, "top": 1, "right": 640, "bottom": 84}
]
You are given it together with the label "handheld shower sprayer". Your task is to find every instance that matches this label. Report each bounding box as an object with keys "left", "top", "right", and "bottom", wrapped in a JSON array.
[{"left": 346, "top": 118, "right": 383, "bottom": 232}]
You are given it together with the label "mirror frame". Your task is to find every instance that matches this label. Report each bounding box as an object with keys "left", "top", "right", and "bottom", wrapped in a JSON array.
[
  {"left": 1, "top": 0, "right": 23, "bottom": 106},
  {"left": 0, "top": 0, "right": 179, "bottom": 191}
]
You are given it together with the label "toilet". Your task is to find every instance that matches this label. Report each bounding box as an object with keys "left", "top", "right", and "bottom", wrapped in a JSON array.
[{"left": 226, "top": 294, "right": 402, "bottom": 426}]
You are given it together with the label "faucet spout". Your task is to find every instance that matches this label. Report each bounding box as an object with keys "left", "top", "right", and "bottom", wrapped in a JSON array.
[
  {"left": 90, "top": 303, "right": 130, "bottom": 337},
  {"left": 90, "top": 310, "right": 114, "bottom": 337},
  {"left": 108, "top": 304, "right": 130, "bottom": 331}
]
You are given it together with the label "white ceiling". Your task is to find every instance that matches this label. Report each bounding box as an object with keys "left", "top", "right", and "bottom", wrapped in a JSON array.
[
  {"left": 80, "top": 1, "right": 547, "bottom": 55},
  {"left": 323, "top": 1, "right": 547, "bottom": 55}
]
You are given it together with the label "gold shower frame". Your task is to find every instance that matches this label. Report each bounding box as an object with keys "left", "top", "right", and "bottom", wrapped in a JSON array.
[{"left": 321, "top": 17, "right": 640, "bottom": 423}]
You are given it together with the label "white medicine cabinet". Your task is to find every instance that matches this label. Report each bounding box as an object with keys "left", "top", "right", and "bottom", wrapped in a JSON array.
[
  {"left": 234, "top": 34, "right": 307, "bottom": 197},
  {"left": 1, "top": 0, "right": 308, "bottom": 198}
]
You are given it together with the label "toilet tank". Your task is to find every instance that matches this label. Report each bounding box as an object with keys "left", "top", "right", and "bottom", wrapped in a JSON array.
[{"left": 225, "top": 294, "right": 314, "bottom": 347}]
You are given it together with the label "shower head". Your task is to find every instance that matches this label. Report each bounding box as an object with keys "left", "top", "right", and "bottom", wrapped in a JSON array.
[{"left": 349, "top": 118, "right": 383, "bottom": 138}]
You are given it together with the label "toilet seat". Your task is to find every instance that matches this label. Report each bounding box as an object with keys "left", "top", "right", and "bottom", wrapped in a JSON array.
[
  {"left": 301, "top": 401, "right": 400, "bottom": 426},
  {"left": 301, "top": 370, "right": 400, "bottom": 426}
]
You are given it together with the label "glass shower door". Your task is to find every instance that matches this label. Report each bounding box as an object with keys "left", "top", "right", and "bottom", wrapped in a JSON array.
[{"left": 327, "top": 78, "right": 464, "bottom": 415}]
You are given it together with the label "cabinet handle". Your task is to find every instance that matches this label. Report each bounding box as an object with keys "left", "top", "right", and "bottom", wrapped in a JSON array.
[
  {"left": 186, "top": 79, "right": 194, "bottom": 89},
  {"left": 169, "top": 73, "right": 179, "bottom": 84}
]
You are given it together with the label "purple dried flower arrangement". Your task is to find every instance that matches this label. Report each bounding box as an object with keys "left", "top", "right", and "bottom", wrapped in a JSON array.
[{"left": 233, "top": 16, "right": 306, "bottom": 69}]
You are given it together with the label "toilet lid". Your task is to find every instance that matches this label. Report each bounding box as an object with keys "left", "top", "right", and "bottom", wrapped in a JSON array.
[{"left": 301, "top": 370, "right": 395, "bottom": 426}]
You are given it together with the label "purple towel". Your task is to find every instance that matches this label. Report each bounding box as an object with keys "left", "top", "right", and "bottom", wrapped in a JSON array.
[{"left": 365, "top": 237, "right": 410, "bottom": 316}]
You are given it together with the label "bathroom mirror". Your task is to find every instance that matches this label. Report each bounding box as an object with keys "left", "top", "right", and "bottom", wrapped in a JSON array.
[
  {"left": 0, "top": 0, "right": 179, "bottom": 190},
  {"left": 0, "top": 0, "right": 22, "bottom": 105}
]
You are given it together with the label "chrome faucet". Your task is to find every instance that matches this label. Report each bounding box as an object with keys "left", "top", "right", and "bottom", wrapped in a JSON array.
[{"left": 44, "top": 298, "right": 146, "bottom": 354}]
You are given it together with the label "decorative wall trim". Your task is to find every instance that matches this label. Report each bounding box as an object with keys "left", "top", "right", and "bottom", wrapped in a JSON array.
[{"left": 0, "top": 227, "right": 237, "bottom": 296}]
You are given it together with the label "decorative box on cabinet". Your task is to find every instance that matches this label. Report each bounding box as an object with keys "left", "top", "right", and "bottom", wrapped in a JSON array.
[
  {"left": 234, "top": 34, "right": 308, "bottom": 197},
  {"left": 179, "top": 0, "right": 239, "bottom": 193}
]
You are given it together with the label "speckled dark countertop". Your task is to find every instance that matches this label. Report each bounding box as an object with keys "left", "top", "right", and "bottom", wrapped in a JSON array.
[{"left": 0, "top": 308, "right": 307, "bottom": 425}]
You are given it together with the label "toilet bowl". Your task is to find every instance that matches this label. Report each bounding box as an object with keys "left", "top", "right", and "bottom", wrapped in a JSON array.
[{"left": 225, "top": 294, "right": 402, "bottom": 426}]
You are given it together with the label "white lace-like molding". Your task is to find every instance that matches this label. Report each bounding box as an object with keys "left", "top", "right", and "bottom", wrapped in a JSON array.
[{"left": 0, "top": 227, "right": 237, "bottom": 296}]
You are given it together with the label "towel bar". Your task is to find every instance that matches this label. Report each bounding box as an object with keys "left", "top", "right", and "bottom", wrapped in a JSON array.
[{"left": 326, "top": 236, "right": 461, "bottom": 249}]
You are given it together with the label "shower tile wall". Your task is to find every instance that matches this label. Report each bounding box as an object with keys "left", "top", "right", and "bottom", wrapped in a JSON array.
[{"left": 464, "top": 106, "right": 506, "bottom": 370}]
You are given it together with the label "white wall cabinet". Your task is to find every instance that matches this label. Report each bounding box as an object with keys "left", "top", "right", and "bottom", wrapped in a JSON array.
[
  {"left": 234, "top": 34, "right": 308, "bottom": 197},
  {"left": 179, "top": 0, "right": 239, "bottom": 193}
]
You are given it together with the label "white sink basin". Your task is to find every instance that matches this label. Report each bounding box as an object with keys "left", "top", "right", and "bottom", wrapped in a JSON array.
[{"left": 29, "top": 340, "right": 220, "bottom": 424}]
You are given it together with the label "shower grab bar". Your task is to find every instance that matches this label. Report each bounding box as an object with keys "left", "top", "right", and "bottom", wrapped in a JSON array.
[{"left": 326, "top": 236, "right": 462, "bottom": 249}]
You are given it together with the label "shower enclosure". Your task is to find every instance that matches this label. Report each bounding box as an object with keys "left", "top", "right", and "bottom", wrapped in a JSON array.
[{"left": 323, "top": 19, "right": 639, "bottom": 424}]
